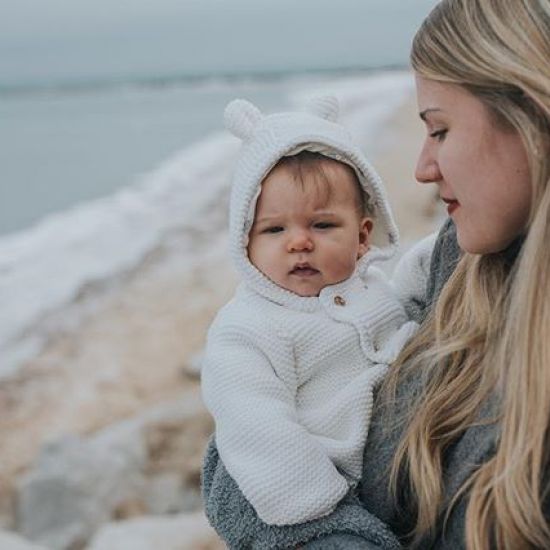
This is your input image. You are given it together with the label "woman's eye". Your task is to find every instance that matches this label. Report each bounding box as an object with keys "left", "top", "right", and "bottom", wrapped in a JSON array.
[
  {"left": 263, "top": 226, "right": 284, "bottom": 234},
  {"left": 429, "top": 129, "right": 447, "bottom": 142},
  {"left": 314, "top": 222, "right": 335, "bottom": 229}
]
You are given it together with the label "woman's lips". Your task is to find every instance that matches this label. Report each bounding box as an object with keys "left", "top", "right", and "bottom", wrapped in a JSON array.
[{"left": 442, "top": 198, "right": 460, "bottom": 215}]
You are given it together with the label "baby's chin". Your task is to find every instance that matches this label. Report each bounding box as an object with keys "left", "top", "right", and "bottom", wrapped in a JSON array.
[
  {"left": 279, "top": 281, "right": 321, "bottom": 298},
  {"left": 273, "top": 278, "right": 321, "bottom": 298},
  {"left": 292, "top": 289, "right": 320, "bottom": 297},
  {"left": 256, "top": 267, "right": 332, "bottom": 297}
]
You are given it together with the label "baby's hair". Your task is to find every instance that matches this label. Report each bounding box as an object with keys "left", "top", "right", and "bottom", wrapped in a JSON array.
[{"left": 269, "top": 151, "right": 371, "bottom": 218}]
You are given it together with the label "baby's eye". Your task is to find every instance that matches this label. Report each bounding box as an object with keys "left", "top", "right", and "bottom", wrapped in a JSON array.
[
  {"left": 314, "top": 222, "right": 336, "bottom": 229},
  {"left": 263, "top": 226, "right": 284, "bottom": 234}
]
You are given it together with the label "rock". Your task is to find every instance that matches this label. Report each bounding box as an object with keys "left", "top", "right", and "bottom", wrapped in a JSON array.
[
  {"left": 143, "top": 473, "right": 183, "bottom": 516},
  {"left": 15, "top": 392, "right": 214, "bottom": 549},
  {"left": 0, "top": 530, "right": 48, "bottom": 550},
  {"left": 0, "top": 486, "right": 15, "bottom": 531},
  {"left": 181, "top": 350, "right": 204, "bottom": 378},
  {"left": 16, "top": 433, "right": 147, "bottom": 550},
  {"left": 87, "top": 511, "right": 224, "bottom": 550}
]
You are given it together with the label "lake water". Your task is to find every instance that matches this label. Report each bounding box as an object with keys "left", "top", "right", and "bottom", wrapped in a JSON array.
[{"left": 0, "top": 0, "right": 438, "bottom": 236}]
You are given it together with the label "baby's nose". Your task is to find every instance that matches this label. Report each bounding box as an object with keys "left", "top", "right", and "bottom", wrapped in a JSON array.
[{"left": 287, "top": 230, "right": 314, "bottom": 252}]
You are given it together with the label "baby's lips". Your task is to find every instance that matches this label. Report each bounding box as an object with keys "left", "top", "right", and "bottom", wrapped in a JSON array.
[{"left": 289, "top": 264, "right": 319, "bottom": 276}]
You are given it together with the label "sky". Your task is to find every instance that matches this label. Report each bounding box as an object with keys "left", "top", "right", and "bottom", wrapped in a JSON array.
[{"left": 0, "top": 0, "right": 439, "bottom": 86}]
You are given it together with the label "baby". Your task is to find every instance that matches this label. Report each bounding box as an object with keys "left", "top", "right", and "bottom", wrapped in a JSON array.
[{"left": 201, "top": 97, "right": 427, "bottom": 526}]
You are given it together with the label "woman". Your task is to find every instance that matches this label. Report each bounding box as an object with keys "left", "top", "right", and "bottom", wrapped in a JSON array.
[{"left": 202, "top": 0, "right": 550, "bottom": 548}]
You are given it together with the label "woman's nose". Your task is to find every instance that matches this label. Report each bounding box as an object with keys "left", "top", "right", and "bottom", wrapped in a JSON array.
[
  {"left": 287, "top": 229, "right": 314, "bottom": 252},
  {"left": 415, "top": 142, "right": 442, "bottom": 184}
]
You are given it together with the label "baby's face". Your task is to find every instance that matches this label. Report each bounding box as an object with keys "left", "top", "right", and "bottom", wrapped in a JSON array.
[{"left": 247, "top": 163, "right": 372, "bottom": 297}]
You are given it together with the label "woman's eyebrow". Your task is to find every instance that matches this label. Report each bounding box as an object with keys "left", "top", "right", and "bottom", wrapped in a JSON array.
[{"left": 419, "top": 108, "right": 443, "bottom": 121}]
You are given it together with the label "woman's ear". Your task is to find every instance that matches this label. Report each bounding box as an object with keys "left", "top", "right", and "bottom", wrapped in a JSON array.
[{"left": 357, "top": 217, "right": 373, "bottom": 259}]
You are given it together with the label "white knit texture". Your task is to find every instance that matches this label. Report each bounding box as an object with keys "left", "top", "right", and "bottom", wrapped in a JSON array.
[
  {"left": 392, "top": 232, "right": 438, "bottom": 306},
  {"left": 202, "top": 269, "right": 418, "bottom": 525}
]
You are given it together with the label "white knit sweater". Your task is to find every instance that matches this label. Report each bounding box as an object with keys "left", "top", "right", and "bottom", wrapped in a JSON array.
[
  {"left": 202, "top": 98, "right": 432, "bottom": 526},
  {"left": 202, "top": 266, "right": 421, "bottom": 525}
]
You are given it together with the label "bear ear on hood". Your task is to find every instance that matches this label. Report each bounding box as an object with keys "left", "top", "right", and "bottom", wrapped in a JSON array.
[
  {"left": 224, "top": 99, "right": 264, "bottom": 141},
  {"left": 304, "top": 95, "right": 339, "bottom": 122}
]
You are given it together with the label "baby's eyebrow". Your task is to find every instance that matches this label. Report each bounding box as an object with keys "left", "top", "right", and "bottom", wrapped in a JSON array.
[
  {"left": 254, "top": 210, "right": 339, "bottom": 224},
  {"left": 254, "top": 215, "right": 281, "bottom": 225},
  {"left": 310, "top": 210, "right": 340, "bottom": 217}
]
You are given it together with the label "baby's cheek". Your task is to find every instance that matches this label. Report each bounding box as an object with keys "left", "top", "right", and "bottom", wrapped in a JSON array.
[{"left": 335, "top": 254, "right": 357, "bottom": 279}]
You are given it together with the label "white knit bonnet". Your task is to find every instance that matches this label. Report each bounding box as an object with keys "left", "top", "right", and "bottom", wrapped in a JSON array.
[{"left": 225, "top": 96, "right": 399, "bottom": 300}]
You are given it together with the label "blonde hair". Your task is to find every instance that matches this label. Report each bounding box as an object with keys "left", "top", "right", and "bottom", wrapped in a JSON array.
[{"left": 383, "top": 0, "right": 550, "bottom": 548}]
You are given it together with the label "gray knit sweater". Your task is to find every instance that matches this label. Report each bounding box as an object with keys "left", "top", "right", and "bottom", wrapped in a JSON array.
[{"left": 202, "top": 218, "right": 498, "bottom": 549}]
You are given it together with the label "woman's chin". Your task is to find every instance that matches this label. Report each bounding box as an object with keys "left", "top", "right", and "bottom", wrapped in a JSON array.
[{"left": 456, "top": 230, "right": 520, "bottom": 256}]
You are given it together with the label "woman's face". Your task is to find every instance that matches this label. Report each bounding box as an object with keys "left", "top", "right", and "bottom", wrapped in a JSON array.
[{"left": 415, "top": 75, "right": 532, "bottom": 254}]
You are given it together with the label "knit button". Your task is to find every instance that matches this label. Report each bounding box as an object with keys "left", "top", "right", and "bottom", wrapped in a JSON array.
[{"left": 333, "top": 295, "right": 346, "bottom": 306}]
